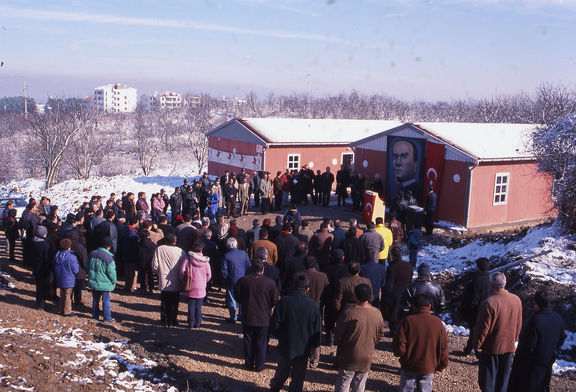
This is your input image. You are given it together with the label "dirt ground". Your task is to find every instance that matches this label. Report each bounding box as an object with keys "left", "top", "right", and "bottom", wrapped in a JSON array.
[{"left": 1, "top": 202, "right": 575, "bottom": 391}]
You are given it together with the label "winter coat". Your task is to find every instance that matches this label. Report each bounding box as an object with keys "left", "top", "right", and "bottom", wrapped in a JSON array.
[
  {"left": 136, "top": 198, "right": 150, "bottom": 214},
  {"left": 4, "top": 216, "right": 20, "bottom": 240},
  {"left": 393, "top": 306, "right": 449, "bottom": 374},
  {"left": 31, "top": 237, "right": 52, "bottom": 279},
  {"left": 401, "top": 278, "right": 446, "bottom": 315},
  {"left": 94, "top": 220, "right": 118, "bottom": 254},
  {"left": 169, "top": 192, "right": 183, "bottom": 214},
  {"left": 460, "top": 270, "right": 491, "bottom": 322},
  {"left": 375, "top": 224, "right": 393, "bottom": 260},
  {"left": 53, "top": 249, "right": 79, "bottom": 288},
  {"left": 360, "top": 261, "right": 387, "bottom": 303},
  {"left": 259, "top": 178, "right": 272, "bottom": 198},
  {"left": 473, "top": 289, "right": 523, "bottom": 355},
  {"left": 152, "top": 244, "right": 187, "bottom": 292},
  {"left": 180, "top": 251, "right": 212, "bottom": 299},
  {"left": 117, "top": 225, "right": 140, "bottom": 266},
  {"left": 152, "top": 198, "right": 165, "bottom": 217},
  {"left": 382, "top": 258, "right": 413, "bottom": 323},
  {"left": 360, "top": 229, "right": 384, "bottom": 255},
  {"left": 221, "top": 248, "right": 252, "bottom": 289},
  {"left": 123, "top": 199, "right": 137, "bottom": 219},
  {"left": 86, "top": 248, "right": 116, "bottom": 292}
]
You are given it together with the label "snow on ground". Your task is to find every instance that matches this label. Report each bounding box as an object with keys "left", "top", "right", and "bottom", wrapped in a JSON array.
[
  {"left": 420, "top": 222, "right": 576, "bottom": 285},
  {"left": 0, "top": 324, "right": 177, "bottom": 391},
  {"left": 0, "top": 175, "right": 200, "bottom": 216}
]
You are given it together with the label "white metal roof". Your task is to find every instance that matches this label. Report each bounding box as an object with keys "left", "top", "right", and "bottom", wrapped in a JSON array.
[
  {"left": 413, "top": 122, "right": 536, "bottom": 160},
  {"left": 241, "top": 118, "right": 403, "bottom": 145}
]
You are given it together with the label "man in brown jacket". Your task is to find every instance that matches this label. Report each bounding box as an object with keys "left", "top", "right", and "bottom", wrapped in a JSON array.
[
  {"left": 308, "top": 223, "right": 334, "bottom": 268},
  {"left": 473, "top": 272, "right": 522, "bottom": 392},
  {"left": 335, "top": 262, "right": 373, "bottom": 313},
  {"left": 248, "top": 228, "right": 278, "bottom": 265},
  {"left": 393, "top": 294, "right": 448, "bottom": 392},
  {"left": 334, "top": 284, "right": 385, "bottom": 392}
]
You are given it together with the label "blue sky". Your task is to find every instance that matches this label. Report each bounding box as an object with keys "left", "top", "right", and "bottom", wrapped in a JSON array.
[{"left": 1, "top": 0, "right": 575, "bottom": 101}]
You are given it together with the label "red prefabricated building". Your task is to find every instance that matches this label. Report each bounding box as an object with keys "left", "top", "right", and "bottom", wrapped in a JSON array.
[
  {"left": 207, "top": 118, "right": 555, "bottom": 230},
  {"left": 352, "top": 122, "right": 555, "bottom": 230}
]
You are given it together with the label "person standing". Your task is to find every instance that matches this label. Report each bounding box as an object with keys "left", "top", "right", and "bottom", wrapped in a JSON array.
[
  {"left": 400, "top": 263, "right": 445, "bottom": 317},
  {"left": 221, "top": 237, "right": 252, "bottom": 323},
  {"left": 273, "top": 171, "right": 284, "bottom": 211},
  {"left": 507, "top": 289, "right": 566, "bottom": 392},
  {"left": 31, "top": 226, "right": 52, "bottom": 310},
  {"left": 424, "top": 185, "right": 437, "bottom": 236},
  {"left": 308, "top": 223, "right": 334, "bottom": 269},
  {"left": 334, "top": 284, "right": 385, "bottom": 392},
  {"left": 152, "top": 233, "right": 187, "bottom": 327},
  {"left": 294, "top": 255, "right": 329, "bottom": 368},
  {"left": 169, "top": 188, "right": 183, "bottom": 224},
  {"left": 322, "top": 167, "right": 335, "bottom": 206},
  {"left": 335, "top": 262, "right": 373, "bottom": 313},
  {"left": 53, "top": 238, "right": 80, "bottom": 316},
  {"left": 180, "top": 240, "right": 212, "bottom": 329},
  {"left": 86, "top": 238, "right": 117, "bottom": 322},
  {"left": 374, "top": 217, "right": 393, "bottom": 264},
  {"left": 252, "top": 171, "right": 261, "bottom": 208},
  {"left": 223, "top": 177, "right": 238, "bottom": 219},
  {"left": 270, "top": 274, "right": 322, "bottom": 392},
  {"left": 393, "top": 294, "right": 449, "bottom": 392},
  {"left": 238, "top": 177, "right": 251, "bottom": 216},
  {"left": 4, "top": 208, "right": 20, "bottom": 263},
  {"left": 406, "top": 224, "right": 422, "bottom": 268},
  {"left": 336, "top": 165, "right": 349, "bottom": 207},
  {"left": 381, "top": 246, "right": 413, "bottom": 335},
  {"left": 473, "top": 272, "right": 522, "bottom": 392},
  {"left": 234, "top": 259, "right": 280, "bottom": 372},
  {"left": 461, "top": 258, "right": 492, "bottom": 355},
  {"left": 259, "top": 172, "right": 273, "bottom": 214}
]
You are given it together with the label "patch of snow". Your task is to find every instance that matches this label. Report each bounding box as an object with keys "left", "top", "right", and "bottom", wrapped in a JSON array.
[
  {"left": 419, "top": 223, "right": 576, "bottom": 285},
  {"left": 436, "top": 220, "right": 467, "bottom": 233},
  {"left": 553, "top": 359, "right": 576, "bottom": 375},
  {"left": 562, "top": 331, "right": 576, "bottom": 351}
]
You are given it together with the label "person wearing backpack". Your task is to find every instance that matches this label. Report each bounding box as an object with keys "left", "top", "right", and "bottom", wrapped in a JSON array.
[
  {"left": 180, "top": 240, "right": 212, "bottom": 329},
  {"left": 87, "top": 238, "right": 117, "bottom": 322}
]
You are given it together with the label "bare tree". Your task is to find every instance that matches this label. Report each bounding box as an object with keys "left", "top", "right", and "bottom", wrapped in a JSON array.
[
  {"left": 27, "top": 101, "right": 98, "bottom": 188},
  {"left": 178, "top": 94, "right": 216, "bottom": 173},
  {"left": 64, "top": 108, "right": 109, "bottom": 180},
  {"left": 133, "top": 107, "right": 177, "bottom": 176}
]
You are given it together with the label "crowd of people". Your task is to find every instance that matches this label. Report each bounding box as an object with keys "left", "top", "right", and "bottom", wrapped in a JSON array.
[{"left": 1, "top": 168, "right": 567, "bottom": 392}]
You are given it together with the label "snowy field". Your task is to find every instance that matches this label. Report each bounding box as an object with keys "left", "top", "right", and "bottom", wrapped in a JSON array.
[{"left": 1, "top": 174, "right": 576, "bottom": 375}]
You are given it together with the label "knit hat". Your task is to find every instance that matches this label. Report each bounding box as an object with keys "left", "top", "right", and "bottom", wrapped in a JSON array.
[
  {"left": 35, "top": 226, "right": 48, "bottom": 238},
  {"left": 417, "top": 262, "right": 431, "bottom": 276}
]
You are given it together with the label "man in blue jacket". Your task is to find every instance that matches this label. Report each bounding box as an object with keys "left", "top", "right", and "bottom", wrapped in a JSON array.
[
  {"left": 221, "top": 237, "right": 252, "bottom": 323},
  {"left": 87, "top": 238, "right": 117, "bottom": 322}
]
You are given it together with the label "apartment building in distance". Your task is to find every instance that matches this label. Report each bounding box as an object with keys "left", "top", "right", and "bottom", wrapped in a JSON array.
[
  {"left": 94, "top": 83, "right": 138, "bottom": 113},
  {"left": 140, "top": 91, "right": 182, "bottom": 111}
]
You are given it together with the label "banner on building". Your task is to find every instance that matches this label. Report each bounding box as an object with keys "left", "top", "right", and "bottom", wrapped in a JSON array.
[
  {"left": 424, "top": 140, "right": 445, "bottom": 219},
  {"left": 208, "top": 147, "right": 262, "bottom": 170}
]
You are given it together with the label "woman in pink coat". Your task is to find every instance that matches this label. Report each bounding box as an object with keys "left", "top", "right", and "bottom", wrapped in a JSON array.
[{"left": 180, "top": 240, "right": 212, "bottom": 328}]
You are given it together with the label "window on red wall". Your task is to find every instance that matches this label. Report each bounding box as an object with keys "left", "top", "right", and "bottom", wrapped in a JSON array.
[
  {"left": 287, "top": 154, "right": 300, "bottom": 170},
  {"left": 493, "top": 172, "right": 510, "bottom": 205}
]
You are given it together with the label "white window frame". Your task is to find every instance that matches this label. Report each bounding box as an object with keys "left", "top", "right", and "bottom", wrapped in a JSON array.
[
  {"left": 341, "top": 152, "right": 354, "bottom": 166},
  {"left": 287, "top": 154, "right": 300, "bottom": 170},
  {"left": 493, "top": 172, "right": 510, "bottom": 206}
]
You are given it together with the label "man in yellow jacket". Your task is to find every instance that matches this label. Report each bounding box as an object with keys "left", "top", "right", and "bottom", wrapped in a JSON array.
[{"left": 375, "top": 217, "right": 393, "bottom": 263}]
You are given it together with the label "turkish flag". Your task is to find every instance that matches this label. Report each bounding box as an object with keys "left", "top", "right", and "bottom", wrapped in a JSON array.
[{"left": 424, "top": 141, "right": 444, "bottom": 218}]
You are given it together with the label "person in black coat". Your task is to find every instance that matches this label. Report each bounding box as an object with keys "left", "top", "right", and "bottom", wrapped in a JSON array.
[
  {"left": 223, "top": 178, "right": 238, "bottom": 218},
  {"left": 342, "top": 227, "right": 365, "bottom": 264},
  {"left": 274, "top": 223, "right": 299, "bottom": 273},
  {"left": 31, "top": 226, "right": 53, "bottom": 310},
  {"left": 508, "top": 289, "right": 566, "bottom": 392},
  {"left": 322, "top": 248, "right": 349, "bottom": 345},
  {"left": 282, "top": 242, "right": 307, "bottom": 291},
  {"left": 424, "top": 185, "right": 437, "bottom": 235},
  {"left": 460, "top": 257, "right": 492, "bottom": 354},
  {"left": 169, "top": 188, "right": 183, "bottom": 225}
]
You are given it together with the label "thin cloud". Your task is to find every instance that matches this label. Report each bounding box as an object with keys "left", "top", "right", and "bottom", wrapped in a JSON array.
[{"left": 0, "top": 6, "right": 341, "bottom": 42}]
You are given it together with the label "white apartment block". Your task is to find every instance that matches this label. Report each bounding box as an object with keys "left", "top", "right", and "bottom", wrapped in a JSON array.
[
  {"left": 94, "top": 83, "right": 138, "bottom": 113},
  {"left": 141, "top": 91, "right": 182, "bottom": 111}
]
